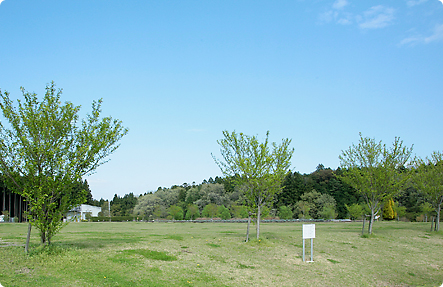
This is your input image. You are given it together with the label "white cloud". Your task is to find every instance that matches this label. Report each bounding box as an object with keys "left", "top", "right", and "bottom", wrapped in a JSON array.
[
  {"left": 406, "top": 0, "right": 428, "bottom": 7},
  {"left": 359, "top": 5, "right": 395, "bottom": 29},
  {"left": 424, "top": 23, "right": 443, "bottom": 42},
  {"left": 0, "top": 0, "right": 5, "bottom": 5},
  {"left": 439, "top": 0, "right": 443, "bottom": 5},
  {"left": 319, "top": 0, "right": 351, "bottom": 25},
  {"left": 400, "top": 23, "right": 443, "bottom": 45},
  {"left": 332, "top": 0, "right": 348, "bottom": 10}
]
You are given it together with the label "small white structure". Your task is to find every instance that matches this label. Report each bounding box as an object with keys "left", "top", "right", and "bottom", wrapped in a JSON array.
[
  {"left": 302, "top": 224, "right": 315, "bottom": 262},
  {"left": 66, "top": 204, "right": 101, "bottom": 221}
]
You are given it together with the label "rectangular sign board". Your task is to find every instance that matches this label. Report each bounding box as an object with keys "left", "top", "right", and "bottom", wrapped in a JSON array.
[{"left": 303, "top": 224, "right": 315, "bottom": 239}]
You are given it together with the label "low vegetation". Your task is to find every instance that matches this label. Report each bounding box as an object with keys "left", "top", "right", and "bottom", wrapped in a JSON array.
[{"left": 0, "top": 221, "right": 442, "bottom": 286}]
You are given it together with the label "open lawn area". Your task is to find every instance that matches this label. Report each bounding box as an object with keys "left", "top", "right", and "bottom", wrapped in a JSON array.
[{"left": 0, "top": 221, "right": 442, "bottom": 286}]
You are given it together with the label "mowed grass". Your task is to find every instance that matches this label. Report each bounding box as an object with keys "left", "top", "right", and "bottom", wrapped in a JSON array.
[{"left": 0, "top": 221, "right": 442, "bottom": 286}]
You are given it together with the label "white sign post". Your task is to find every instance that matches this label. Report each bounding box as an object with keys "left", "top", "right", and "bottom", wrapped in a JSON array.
[{"left": 302, "top": 224, "right": 315, "bottom": 262}]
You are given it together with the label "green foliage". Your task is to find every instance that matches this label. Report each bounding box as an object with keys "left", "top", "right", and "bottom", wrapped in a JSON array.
[
  {"left": 392, "top": 202, "right": 406, "bottom": 220},
  {"left": 419, "top": 202, "right": 434, "bottom": 220},
  {"left": 218, "top": 205, "right": 231, "bottom": 220},
  {"left": 319, "top": 204, "right": 337, "bottom": 220},
  {"left": 98, "top": 201, "right": 110, "bottom": 217},
  {"left": 110, "top": 193, "right": 137, "bottom": 216},
  {"left": 231, "top": 205, "right": 248, "bottom": 218},
  {"left": 294, "top": 190, "right": 337, "bottom": 219},
  {"left": 411, "top": 151, "right": 443, "bottom": 231},
  {"left": 185, "top": 204, "right": 200, "bottom": 220},
  {"left": 383, "top": 198, "right": 396, "bottom": 220},
  {"left": 91, "top": 216, "right": 135, "bottom": 222},
  {"left": 213, "top": 130, "right": 293, "bottom": 239},
  {"left": 295, "top": 200, "right": 312, "bottom": 219},
  {"left": 202, "top": 203, "right": 219, "bottom": 218},
  {"left": 278, "top": 206, "right": 293, "bottom": 219},
  {"left": 346, "top": 203, "right": 364, "bottom": 220},
  {"left": 0, "top": 82, "right": 128, "bottom": 245},
  {"left": 338, "top": 133, "right": 413, "bottom": 234},
  {"left": 168, "top": 205, "right": 184, "bottom": 220}
]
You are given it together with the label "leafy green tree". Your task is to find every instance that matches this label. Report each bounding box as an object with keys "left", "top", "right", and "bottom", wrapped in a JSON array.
[
  {"left": 319, "top": 204, "right": 337, "bottom": 219},
  {"left": 296, "top": 201, "right": 311, "bottom": 219},
  {"left": 392, "top": 201, "right": 406, "bottom": 221},
  {"left": 168, "top": 205, "right": 184, "bottom": 220},
  {"left": 213, "top": 130, "right": 293, "bottom": 240},
  {"left": 185, "top": 204, "right": 200, "bottom": 220},
  {"left": 153, "top": 205, "right": 168, "bottom": 219},
  {"left": 418, "top": 202, "right": 434, "bottom": 223},
  {"left": 0, "top": 82, "right": 128, "bottom": 249},
  {"left": 338, "top": 133, "right": 413, "bottom": 234},
  {"left": 218, "top": 205, "right": 231, "bottom": 220},
  {"left": 278, "top": 206, "right": 293, "bottom": 219},
  {"left": 98, "top": 201, "right": 110, "bottom": 217},
  {"left": 202, "top": 203, "right": 219, "bottom": 218},
  {"left": 276, "top": 172, "right": 306, "bottom": 207},
  {"left": 411, "top": 152, "right": 443, "bottom": 231},
  {"left": 230, "top": 205, "right": 248, "bottom": 218},
  {"left": 194, "top": 183, "right": 229, "bottom": 210},
  {"left": 133, "top": 193, "right": 162, "bottom": 220},
  {"left": 382, "top": 198, "right": 396, "bottom": 220},
  {"left": 345, "top": 203, "right": 364, "bottom": 220}
]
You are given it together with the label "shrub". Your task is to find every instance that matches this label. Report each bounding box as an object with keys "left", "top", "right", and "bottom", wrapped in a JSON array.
[
  {"left": 278, "top": 206, "right": 293, "bottom": 219},
  {"left": 346, "top": 203, "right": 363, "bottom": 220},
  {"left": 91, "top": 216, "right": 135, "bottom": 222},
  {"left": 383, "top": 198, "right": 396, "bottom": 220},
  {"left": 218, "top": 205, "right": 231, "bottom": 220},
  {"left": 202, "top": 203, "right": 218, "bottom": 218},
  {"left": 168, "top": 205, "right": 184, "bottom": 220},
  {"left": 185, "top": 204, "right": 200, "bottom": 220},
  {"left": 231, "top": 205, "right": 248, "bottom": 218}
]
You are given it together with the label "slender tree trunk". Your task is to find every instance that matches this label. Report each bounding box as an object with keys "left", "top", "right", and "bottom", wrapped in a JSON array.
[
  {"left": 368, "top": 210, "right": 375, "bottom": 235},
  {"left": 25, "top": 223, "right": 31, "bottom": 254},
  {"left": 430, "top": 216, "right": 434, "bottom": 232},
  {"left": 256, "top": 205, "right": 261, "bottom": 240},
  {"left": 246, "top": 215, "right": 251, "bottom": 242}
]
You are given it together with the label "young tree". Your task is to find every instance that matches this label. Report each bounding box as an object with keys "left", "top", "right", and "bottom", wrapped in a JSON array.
[
  {"left": 168, "top": 205, "right": 184, "bottom": 220},
  {"left": 382, "top": 198, "right": 396, "bottom": 220},
  {"left": 202, "top": 203, "right": 219, "bottom": 218},
  {"left": 345, "top": 203, "right": 364, "bottom": 220},
  {"left": 278, "top": 206, "right": 293, "bottom": 219},
  {"left": 185, "top": 204, "right": 200, "bottom": 220},
  {"left": 212, "top": 130, "right": 293, "bottom": 240},
  {"left": 0, "top": 82, "right": 128, "bottom": 249},
  {"left": 412, "top": 151, "right": 443, "bottom": 231},
  {"left": 338, "top": 133, "right": 413, "bottom": 234},
  {"left": 218, "top": 205, "right": 231, "bottom": 220}
]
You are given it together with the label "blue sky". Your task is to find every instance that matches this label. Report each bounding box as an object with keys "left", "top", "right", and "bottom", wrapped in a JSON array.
[{"left": 1, "top": 0, "right": 442, "bottom": 200}]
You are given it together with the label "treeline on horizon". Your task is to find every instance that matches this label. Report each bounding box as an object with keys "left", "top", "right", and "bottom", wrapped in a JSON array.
[{"left": 85, "top": 164, "right": 430, "bottom": 222}]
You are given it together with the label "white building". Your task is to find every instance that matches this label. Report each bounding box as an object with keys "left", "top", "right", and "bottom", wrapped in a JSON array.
[{"left": 66, "top": 204, "right": 102, "bottom": 221}]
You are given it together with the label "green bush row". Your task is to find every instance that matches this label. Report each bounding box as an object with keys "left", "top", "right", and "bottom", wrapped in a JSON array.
[{"left": 90, "top": 216, "right": 135, "bottom": 222}]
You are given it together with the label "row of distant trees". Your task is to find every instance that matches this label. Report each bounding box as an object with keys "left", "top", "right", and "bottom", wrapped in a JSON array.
[{"left": 89, "top": 164, "right": 437, "bottom": 225}]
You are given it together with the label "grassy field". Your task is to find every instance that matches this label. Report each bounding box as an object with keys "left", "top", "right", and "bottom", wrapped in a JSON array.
[{"left": 0, "top": 221, "right": 442, "bottom": 286}]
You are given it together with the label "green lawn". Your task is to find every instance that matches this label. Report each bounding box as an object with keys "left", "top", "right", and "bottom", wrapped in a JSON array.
[{"left": 0, "top": 221, "right": 442, "bottom": 286}]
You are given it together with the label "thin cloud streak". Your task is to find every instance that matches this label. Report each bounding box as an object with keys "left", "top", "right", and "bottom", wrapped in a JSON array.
[
  {"left": 400, "top": 23, "right": 443, "bottom": 45},
  {"left": 358, "top": 6, "right": 395, "bottom": 29}
]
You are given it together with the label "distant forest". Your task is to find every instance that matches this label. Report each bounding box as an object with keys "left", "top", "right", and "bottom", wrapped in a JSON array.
[
  {"left": 82, "top": 164, "right": 428, "bottom": 222},
  {"left": 0, "top": 164, "right": 430, "bottom": 222}
]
